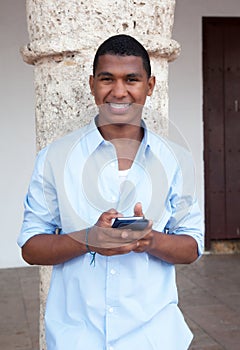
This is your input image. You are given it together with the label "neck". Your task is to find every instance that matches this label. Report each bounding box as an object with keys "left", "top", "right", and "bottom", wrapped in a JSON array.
[
  {"left": 97, "top": 121, "right": 144, "bottom": 171},
  {"left": 97, "top": 119, "right": 143, "bottom": 142}
]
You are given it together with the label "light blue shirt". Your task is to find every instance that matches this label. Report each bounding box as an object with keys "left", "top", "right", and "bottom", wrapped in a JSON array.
[{"left": 18, "top": 117, "right": 204, "bottom": 350}]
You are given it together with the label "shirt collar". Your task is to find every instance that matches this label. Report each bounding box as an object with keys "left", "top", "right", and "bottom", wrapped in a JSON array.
[
  {"left": 84, "top": 116, "right": 105, "bottom": 154},
  {"left": 84, "top": 116, "right": 151, "bottom": 155}
]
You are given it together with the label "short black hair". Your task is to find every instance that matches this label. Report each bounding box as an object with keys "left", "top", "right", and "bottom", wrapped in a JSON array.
[{"left": 93, "top": 34, "right": 151, "bottom": 78}]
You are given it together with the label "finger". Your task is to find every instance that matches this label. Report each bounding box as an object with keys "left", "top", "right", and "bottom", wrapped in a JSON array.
[
  {"left": 107, "top": 210, "right": 123, "bottom": 221},
  {"left": 132, "top": 241, "right": 143, "bottom": 253},
  {"left": 97, "top": 240, "right": 138, "bottom": 255},
  {"left": 141, "top": 220, "right": 153, "bottom": 236},
  {"left": 133, "top": 202, "right": 144, "bottom": 217},
  {"left": 96, "top": 227, "right": 136, "bottom": 247},
  {"left": 120, "top": 229, "right": 146, "bottom": 241},
  {"left": 97, "top": 210, "right": 123, "bottom": 227},
  {"left": 133, "top": 239, "right": 152, "bottom": 253}
]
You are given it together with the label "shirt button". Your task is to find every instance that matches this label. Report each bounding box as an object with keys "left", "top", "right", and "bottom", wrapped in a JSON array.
[
  {"left": 109, "top": 307, "right": 114, "bottom": 313},
  {"left": 109, "top": 347, "right": 114, "bottom": 350},
  {"left": 110, "top": 269, "right": 116, "bottom": 275}
]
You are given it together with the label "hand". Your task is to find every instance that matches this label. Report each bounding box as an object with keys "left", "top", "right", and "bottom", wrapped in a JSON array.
[
  {"left": 93, "top": 203, "right": 153, "bottom": 255},
  {"left": 89, "top": 225, "right": 153, "bottom": 257},
  {"left": 90, "top": 208, "right": 149, "bottom": 252},
  {"left": 69, "top": 205, "right": 153, "bottom": 256},
  {"left": 68, "top": 208, "right": 145, "bottom": 256}
]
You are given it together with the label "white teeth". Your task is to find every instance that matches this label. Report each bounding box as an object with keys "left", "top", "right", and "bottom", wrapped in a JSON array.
[{"left": 109, "top": 103, "right": 130, "bottom": 109}]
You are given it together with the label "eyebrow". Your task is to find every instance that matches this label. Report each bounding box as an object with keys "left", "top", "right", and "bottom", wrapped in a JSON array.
[
  {"left": 96, "top": 72, "right": 113, "bottom": 77},
  {"left": 126, "top": 73, "right": 143, "bottom": 78},
  {"left": 96, "top": 72, "right": 144, "bottom": 78}
]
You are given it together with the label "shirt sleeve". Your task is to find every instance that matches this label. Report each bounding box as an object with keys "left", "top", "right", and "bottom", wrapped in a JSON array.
[
  {"left": 168, "top": 198, "right": 204, "bottom": 256},
  {"left": 165, "top": 158, "right": 204, "bottom": 256},
  {"left": 17, "top": 147, "right": 60, "bottom": 247}
]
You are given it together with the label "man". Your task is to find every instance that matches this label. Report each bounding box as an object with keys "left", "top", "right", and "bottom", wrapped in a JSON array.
[{"left": 18, "top": 34, "right": 204, "bottom": 349}]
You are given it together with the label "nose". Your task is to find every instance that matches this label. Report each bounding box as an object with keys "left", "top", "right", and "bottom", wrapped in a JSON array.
[{"left": 111, "top": 79, "right": 128, "bottom": 98}]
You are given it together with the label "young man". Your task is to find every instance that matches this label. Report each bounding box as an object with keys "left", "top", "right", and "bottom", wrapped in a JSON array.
[{"left": 18, "top": 34, "right": 204, "bottom": 349}]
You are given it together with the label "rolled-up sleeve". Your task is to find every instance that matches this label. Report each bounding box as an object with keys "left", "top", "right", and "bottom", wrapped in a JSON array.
[
  {"left": 18, "top": 148, "right": 59, "bottom": 247},
  {"left": 166, "top": 165, "right": 204, "bottom": 256}
]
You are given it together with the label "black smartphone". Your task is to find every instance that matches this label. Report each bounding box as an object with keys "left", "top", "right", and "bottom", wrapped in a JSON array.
[{"left": 112, "top": 217, "right": 149, "bottom": 230}]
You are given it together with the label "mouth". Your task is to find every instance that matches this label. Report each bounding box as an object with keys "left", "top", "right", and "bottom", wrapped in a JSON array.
[{"left": 106, "top": 102, "right": 132, "bottom": 114}]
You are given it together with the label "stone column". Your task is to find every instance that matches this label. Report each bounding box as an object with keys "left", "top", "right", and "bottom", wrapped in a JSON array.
[{"left": 21, "top": 0, "right": 179, "bottom": 348}]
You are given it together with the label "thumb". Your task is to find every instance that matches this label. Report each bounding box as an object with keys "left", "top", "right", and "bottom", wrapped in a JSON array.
[{"left": 134, "top": 202, "right": 144, "bottom": 217}]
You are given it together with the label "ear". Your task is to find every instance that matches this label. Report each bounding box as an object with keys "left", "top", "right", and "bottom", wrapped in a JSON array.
[
  {"left": 147, "top": 76, "right": 156, "bottom": 96},
  {"left": 89, "top": 75, "right": 95, "bottom": 96}
]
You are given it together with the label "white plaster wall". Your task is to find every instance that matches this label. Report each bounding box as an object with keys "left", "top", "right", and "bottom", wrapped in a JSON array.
[
  {"left": 169, "top": 0, "right": 240, "bottom": 214},
  {"left": 0, "top": 0, "right": 35, "bottom": 267}
]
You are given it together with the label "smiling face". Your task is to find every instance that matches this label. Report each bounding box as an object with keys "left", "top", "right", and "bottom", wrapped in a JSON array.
[{"left": 89, "top": 54, "right": 155, "bottom": 126}]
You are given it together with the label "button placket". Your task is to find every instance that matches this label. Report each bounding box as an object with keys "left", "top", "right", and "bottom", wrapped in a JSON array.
[{"left": 105, "top": 258, "right": 120, "bottom": 345}]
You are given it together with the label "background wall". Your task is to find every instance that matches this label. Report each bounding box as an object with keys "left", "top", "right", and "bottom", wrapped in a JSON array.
[
  {"left": 1, "top": 0, "right": 239, "bottom": 268},
  {"left": 0, "top": 0, "right": 35, "bottom": 267},
  {"left": 169, "top": 0, "right": 240, "bottom": 213}
]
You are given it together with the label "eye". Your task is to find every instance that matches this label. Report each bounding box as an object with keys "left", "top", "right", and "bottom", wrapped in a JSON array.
[
  {"left": 126, "top": 75, "right": 140, "bottom": 83},
  {"left": 127, "top": 77, "right": 138, "bottom": 82},
  {"left": 99, "top": 76, "right": 113, "bottom": 83}
]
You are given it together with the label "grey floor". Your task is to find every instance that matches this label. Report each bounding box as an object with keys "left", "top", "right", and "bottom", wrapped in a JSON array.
[{"left": 0, "top": 254, "right": 240, "bottom": 350}]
